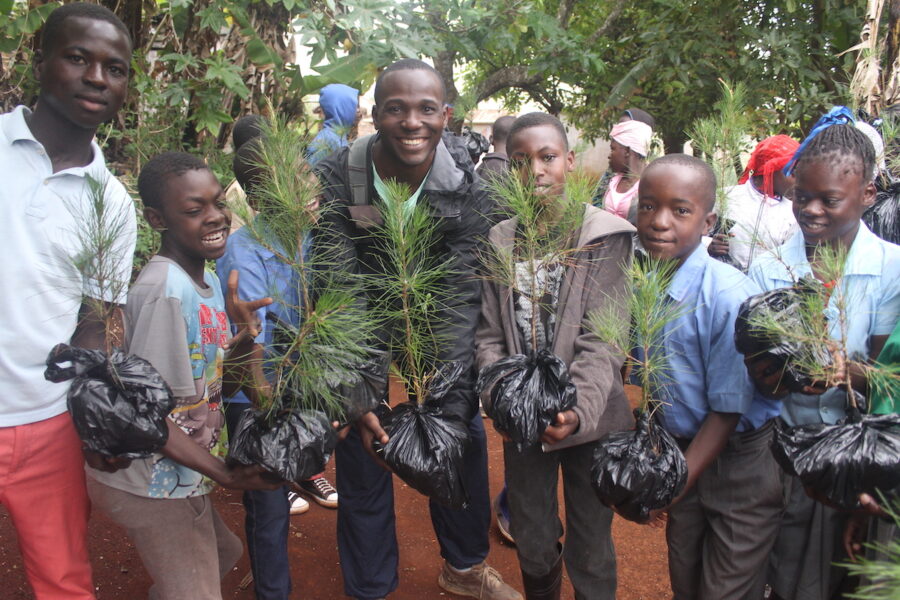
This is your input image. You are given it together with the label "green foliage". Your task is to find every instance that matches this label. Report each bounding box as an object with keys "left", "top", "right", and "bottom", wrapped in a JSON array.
[
  {"left": 236, "top": 114, "right": 376, "bottom": 420},
  {"left": 588, "top": 256, "right": 689, "bottom": 412},
  {"left": 367, "top": 178, "right": 457, "bottom": 403},
  {"left": 842, "top": 497, "right": 900, "bottom": 600}
]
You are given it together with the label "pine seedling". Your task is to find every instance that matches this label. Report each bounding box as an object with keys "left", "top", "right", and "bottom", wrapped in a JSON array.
[
  {"left": 687, "top": 79, "right": 752, "bottom": 233},
  {"left": 366, "top": 178, "right": 458, "bottom": 403},
  {"left": 63, "top": 174, "right": 134, "bottom": 354},
  {"left": 233, "top": 114, "right": 377, "bottom": 422},
  {"left": 481, "top": 169, "right": 590, "bottom": 352},
  {"left": 588, "top": 256, "right": 690, "bottom": 424},
  {"left": 748, "top": 244, "right": 899, "bottom": 407}
]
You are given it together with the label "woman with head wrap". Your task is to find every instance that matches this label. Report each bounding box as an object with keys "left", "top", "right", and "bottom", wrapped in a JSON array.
[
  {"left": 708, "top": 134, "right": 800, "bottom": 270},
  {"left": 602, "top": 120, "right": 653, "bottom": 223}
]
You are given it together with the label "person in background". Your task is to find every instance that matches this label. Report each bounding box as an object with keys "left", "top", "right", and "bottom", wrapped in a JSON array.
[
  {"left": 477, "top": 115, "right": 516, "bottom": 181},
  {"left": 707, "top": 135, "right": 799, "bottom": 270},
  {"left": 307, "top": 83, "right": 361, "bottom": 167},
  {"left": 601, "top": 119, "right": 652, "bottom": 224}
]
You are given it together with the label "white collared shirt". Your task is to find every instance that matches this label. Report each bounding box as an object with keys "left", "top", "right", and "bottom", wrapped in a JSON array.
[
  {"left": 0, "top": 106, "right": 136, "bottom": 426},
  {"left": 722, "top": 181, "right": 798, "bottom": 270}
]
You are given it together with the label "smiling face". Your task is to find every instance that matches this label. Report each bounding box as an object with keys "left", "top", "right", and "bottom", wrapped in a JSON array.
[
  {"left": 637, "top": 163, "right": 717, "bottom": 264},
  {"left": 147, "top": 169, "right": 231, "bottom": 273},
  {"left": 508, "top": 124, "right": 574, "bottom": 201},
  {"left": 34, "top": 16, "right": 130, "bottom": 131},
  {"left": 791, "top": 158, "right": 875, "bottom": 249},
  {"left": 371, "top": 68, "right": 448, "bottom": 176}
]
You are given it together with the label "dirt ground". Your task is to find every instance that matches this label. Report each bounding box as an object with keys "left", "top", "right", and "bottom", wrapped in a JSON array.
[{"left": 0, "top": 386, "right": 671, "bottom": 599}]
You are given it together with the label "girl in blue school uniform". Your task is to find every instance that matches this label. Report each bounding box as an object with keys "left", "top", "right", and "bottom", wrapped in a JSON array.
[{"left": 746, "top": 107, "right": 900, "bottom": 600}]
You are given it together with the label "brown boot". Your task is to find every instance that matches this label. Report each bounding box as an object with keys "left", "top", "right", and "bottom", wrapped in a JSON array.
[
  {"left": 438, "top": 560, "right": 523, "bottom": 600},
  {"left": 520, "top": 548, "right": 562, "bottom": 600}
]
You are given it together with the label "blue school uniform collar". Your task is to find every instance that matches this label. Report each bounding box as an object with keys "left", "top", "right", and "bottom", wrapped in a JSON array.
[
  {"left": 666, "top": 244, "right": 709, "bottom": 303},
  {"left": 770, "top": 222, "right": 882, "bottom": 283}
]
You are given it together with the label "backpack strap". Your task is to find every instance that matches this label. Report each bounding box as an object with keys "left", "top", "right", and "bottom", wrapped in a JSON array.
[
  {"left": 347, "top": 134, "right": 375, "bottom": 206},
  {"left": 345, "top": 134, "right": 383, "bottom": 229}
]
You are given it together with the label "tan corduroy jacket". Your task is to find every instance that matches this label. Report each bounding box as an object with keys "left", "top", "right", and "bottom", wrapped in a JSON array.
[{"left": 475, "top": 204, "right": 635, "bottom": 451}]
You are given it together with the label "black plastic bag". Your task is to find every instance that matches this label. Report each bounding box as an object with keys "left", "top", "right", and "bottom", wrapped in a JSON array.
[
  {"left": 374, "top": 361, "right": 470, "bottom": 509},
  {"left": 771, "top": 405, "right": 900, "bottom": 510},
  {"left": 863, "top": 175, "right": 900, "bottom": 245},
  {"left": 227, "top": 408, "right": 337, "bottom": 484},
  {"left": 590, "top": 410, "right": 688, "bottom": 523},
  {"left": 734, "top": 279, "right": 831, "bottom": 392},
  {"left": 44, "top": 343, "right": 175, "bottom": 459},
  {"left": 477, "top": 350, "right": 577, "bottom": 451}
]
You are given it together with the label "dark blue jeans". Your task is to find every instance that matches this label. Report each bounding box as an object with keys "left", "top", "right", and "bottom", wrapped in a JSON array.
[
  {"left": 224, "top": 402, "right": 292, "bottom": 600},
  {"left": 335, "top": 410, "right": 492, "bottom": 600}
]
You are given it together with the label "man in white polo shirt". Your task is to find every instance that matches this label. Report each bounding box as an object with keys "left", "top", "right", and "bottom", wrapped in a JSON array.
[{"left": 0, "top": 4, "right": 135, "bottom": 598}]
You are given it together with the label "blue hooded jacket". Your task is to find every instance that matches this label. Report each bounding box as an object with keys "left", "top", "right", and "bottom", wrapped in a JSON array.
[{"left": 308, "top": 84, "right": 360, "bottom": 166}]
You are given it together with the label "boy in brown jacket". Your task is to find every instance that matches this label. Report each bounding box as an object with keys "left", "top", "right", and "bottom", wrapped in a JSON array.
[{"left": 475, "top": 113, "right": 634, "bottom": 600}]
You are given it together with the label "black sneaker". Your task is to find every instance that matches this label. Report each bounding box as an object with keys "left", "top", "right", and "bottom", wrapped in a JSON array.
[{"left": 300, "top": 476, "right": 338, "bottom": 508}]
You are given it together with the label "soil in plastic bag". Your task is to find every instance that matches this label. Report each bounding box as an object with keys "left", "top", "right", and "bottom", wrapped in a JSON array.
[
  {"left": 771, "top": 402, "right": 900, "bottom": 510},
  {"left": 477, "top": 349, "right": 577, "bottom": 452},
  {"left": 734, "top": 279, "right": 831, "bottom": 392},
  {"left": 44, "top": 343, "right": 175, "bottom": 459},
  {"left": 374, "top": 361, "right": 470, "bottom": 509},
  {"left": 227, "top": 408, "right": 337, "bottom": 484},
  {"left": 863, "top": 175, "right": 900, "bottom": 245},
  {"left": 590, "top": 410, "right": 688, "bottom": 523}
]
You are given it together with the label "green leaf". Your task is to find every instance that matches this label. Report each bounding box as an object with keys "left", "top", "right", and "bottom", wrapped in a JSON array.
[
  {"left": 246, "top": 37, "right": 280, "bottom": 67},
  {"left": 297, "top": 54, "right": 376, "bottom": 94}
]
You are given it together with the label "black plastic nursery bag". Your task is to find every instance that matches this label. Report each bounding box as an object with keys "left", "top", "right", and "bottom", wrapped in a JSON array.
[
  {"left": 477, "top": 349, "right": 577, "bottom": 451},
  {"left": 44, "top": 343, "right": 175, "bottom": 458},
  {"left": 227, "top": 408, "right": 337, "bottom": 484},
  {"left": 591, "top": 410, "right": 688, "bottom": 523},
  {"left": 771, "top": 405, "right": 900, "bottom": 510},
  {"left": 375, "top": 361, "right": 470, "bottom": 509},
  {"left": 734, "top": 280, "right": 831, "bottom": 392}
]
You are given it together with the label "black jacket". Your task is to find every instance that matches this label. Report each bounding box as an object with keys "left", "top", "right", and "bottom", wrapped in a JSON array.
[{"left": 314, "top": 134, "right": 495, "bottom": 421}]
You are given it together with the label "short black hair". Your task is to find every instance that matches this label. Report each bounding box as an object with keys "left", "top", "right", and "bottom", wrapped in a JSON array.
[
  {"left": 643, "top": 153, "right": 717, "bottom": 211},
  {"left": 232, "top": 138, "right": 264, "bottom": 193},
  {"left": 507, "top": 112, "right": 569, "bottom": 151},
  {"left": 373, "top": 58, "right": 446, "bottom": 105},
  {"left": 792, "top": 123, "right": 876, "bottom": 183},
  {"left": 232, "top": 114, "right": 267, "bottom": 150},
  {"left": 490, "top": 116, "right": 516, "bottom": 144},
  {"left": 41, "top": 3, "right": 132, "bottom": 54},
  {"left": 622, "top": 107, "right": 655, "bottom": 129},
  {"left": 138, "top": 151, "right": 211, "bottom": 211}
]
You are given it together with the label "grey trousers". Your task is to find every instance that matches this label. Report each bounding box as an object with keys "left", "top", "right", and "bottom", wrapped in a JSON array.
[
  {"left": 87, "top": 477, "right": 243, "bottom": 600},
  {"left": 768, "top": 474, "right": 850, "bottom": 600},
  {"left": 504, "top": 439, "right": 616, "bottom": 600},
  {"left": 667, "top": 421, "right": 785, "bottom": 600}
]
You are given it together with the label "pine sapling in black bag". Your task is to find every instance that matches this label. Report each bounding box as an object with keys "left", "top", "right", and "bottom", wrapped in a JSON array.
[
  {"left": 586, "top": 257, "right": 690, "bottom": 523},
  {"left": 375, "top": 361, "right": 470, "bottom": 509},
  {"left": 45, "top": 343, "right": 175, "bottom": 458},
  {"left": 477, "top": 349, "right": 577, "bottom": 451}
]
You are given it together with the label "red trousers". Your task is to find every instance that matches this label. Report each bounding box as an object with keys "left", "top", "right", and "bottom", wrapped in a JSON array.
[{"left": 0, "top": 412, "right": 94, "bottom": 599}]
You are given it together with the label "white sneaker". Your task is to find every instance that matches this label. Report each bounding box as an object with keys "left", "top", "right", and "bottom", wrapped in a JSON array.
[{"left": 287, "top": 491, "right": 310, "bottom": 515}]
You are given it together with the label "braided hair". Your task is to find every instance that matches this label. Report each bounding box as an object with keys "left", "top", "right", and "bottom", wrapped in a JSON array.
[{"left": 791, "top": 123, "right": 876, "bottom": 185}]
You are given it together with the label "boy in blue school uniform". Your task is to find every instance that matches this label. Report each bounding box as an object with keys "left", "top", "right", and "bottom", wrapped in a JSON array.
[
  {"left": 746, "top": 112, "right": 900, "bottom": 600},
  {"left": 634, "top": 154, "right": 784, "bottom": 600},
  {"left": 215, "top": 140, "right": 318, "bottom": 600}
]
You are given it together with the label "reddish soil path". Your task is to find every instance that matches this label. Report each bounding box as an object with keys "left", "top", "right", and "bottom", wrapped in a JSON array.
[{"left": 0, "top": 387, "right": 671, "bottom": 599}]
